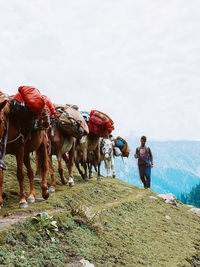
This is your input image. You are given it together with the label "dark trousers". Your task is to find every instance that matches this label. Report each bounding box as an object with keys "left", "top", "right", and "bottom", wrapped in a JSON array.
[{"left": 138, "top": 164, "right": 151, "bottom": 188}]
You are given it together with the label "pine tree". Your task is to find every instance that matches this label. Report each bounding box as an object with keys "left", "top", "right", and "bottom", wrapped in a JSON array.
[{"left": 180, "top": 183, "right": 200, "bottom": 208}]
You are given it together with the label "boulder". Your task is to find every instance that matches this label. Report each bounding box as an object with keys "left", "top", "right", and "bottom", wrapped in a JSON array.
[
  {"left": 188, "top": 207, "right": 200, "bottom": 216},
  {"left": 158, "top": 193, "right": 178, "bottom": 205}
]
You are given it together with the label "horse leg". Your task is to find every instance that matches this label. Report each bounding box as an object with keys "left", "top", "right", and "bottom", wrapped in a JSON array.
[
  {"left": 36, "top": 141, "right": 49, "bottom": 200},
  {"left": 63, "top": 152, "right": 74, "bottom": 187},
  {"left": 16, "top": 150, "right": 27, "bottom": 208},
  {"left": 0, "top": 170, "right": 3, "bottom": 208},
  {"left": 94, "top": 143, "right": 101, "bottom": 181},
  {"left": 111, "top": 156, "right": 116, "bottom": 178},
  {"left": 82, "top": 161, "right": 88, "bottom": 183},
  {"left": 57, "top": 152, "right": 67, "bottom": 185},
  {"left": 108, "top": 159, "right": 112, "bottom": 178},
  {"left": 48, "top": 155, "right": 56, "bottom": 193},
  {"left": 104, "top": 160, "right": 109, "bottom": 178},
  {"left": 75, "top": 160, "right": 85, "bottom": 179},
  {"left": 97, "top": 162, "right": 101, "bottom": 181},
  {"left": 24, "top": 154, "right": 35, "bottom": 204},
  {"left": 89, "top": 164, "right": 93, "bottom": 179}
]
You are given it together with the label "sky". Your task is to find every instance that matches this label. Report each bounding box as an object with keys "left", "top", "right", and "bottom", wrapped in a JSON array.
[{"left": 0, "top": 0, "right": 200, "bottom": 140}]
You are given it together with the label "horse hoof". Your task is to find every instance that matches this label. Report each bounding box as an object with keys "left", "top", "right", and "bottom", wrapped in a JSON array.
[
  {"left": 84, "top": 179, "right": 89, "bottom": 184},
  {"left": 42, "top": 190, "right": 49, "bottom": 200},
  {"left": 69, "top": 182, "right": 74, "bottom": 187},
  {"left": 112, "top": 175, "right": 116, "bottom": 178},
  {"left": 97, "top": 177, "right": 101, "bottom": 181},
  {"left": 19, "top": 202, "right": 28, "bottom": 209},
  {"left": 68, "top": 178, "right": 74, "bottom": 187},
  {"left": 43, "top": 193, "right": 49, "bottom": 200},
  {"left": 27, "top": 197, "right": 35, "bottom": 204},
  {"left": 49, "top": 187, "right": 55, "bottom": 193}
]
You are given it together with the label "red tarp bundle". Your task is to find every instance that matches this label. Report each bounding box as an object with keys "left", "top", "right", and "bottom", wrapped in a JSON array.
[
  {"left": 18, "top": 86, "right": 45, "bottom": 115},
  {"left": 88, "top": 110, "right": 114, "bottom": 137},
  {"left": 13, "top": 92, "right": 24, "bottom": 103},
  {"left": 42, "top": 95, "right": 56, "bottom": 118}
]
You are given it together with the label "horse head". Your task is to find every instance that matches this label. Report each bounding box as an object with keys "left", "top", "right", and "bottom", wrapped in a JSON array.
[{"left": 101, "top": 138, "right": 113, "bottom": 159}]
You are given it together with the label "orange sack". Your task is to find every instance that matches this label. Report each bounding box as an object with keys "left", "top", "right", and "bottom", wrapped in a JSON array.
[{"left": 18, "top": 86, "right": 45, "bottom": 115}]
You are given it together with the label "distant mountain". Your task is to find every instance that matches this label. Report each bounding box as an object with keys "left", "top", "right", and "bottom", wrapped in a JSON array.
[{"left": 112, "top": 137, "right": 200, "bottom": 196}]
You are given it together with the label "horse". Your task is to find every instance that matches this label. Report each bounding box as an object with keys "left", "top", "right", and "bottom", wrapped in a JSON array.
[
  {"left": 47, "top": 126, "right": 76, "bottom": 193},
  {"left": 47, "top": 104, "right": 89, "bottom": 192},
  {"left": 100, "top": 138, "right": 116, "bottom": 178},
  {"left": 0, "top": 97, "right": 49, "bottom": 209},
  {"left": 75, "top": 133, "right": 101, "bottom": 182}
]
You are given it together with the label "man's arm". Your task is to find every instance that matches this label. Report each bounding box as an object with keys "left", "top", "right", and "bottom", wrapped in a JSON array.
[{"left": 148, "top": 148, "right": 153, "bottom": 166}]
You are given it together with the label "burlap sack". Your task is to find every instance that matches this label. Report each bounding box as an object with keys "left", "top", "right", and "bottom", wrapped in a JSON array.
[{"left": 54, "top": 104, "right": 89, "bottom": 137}]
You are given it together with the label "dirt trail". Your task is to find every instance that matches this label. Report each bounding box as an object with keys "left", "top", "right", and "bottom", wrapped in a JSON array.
[
  {"left": 0, "top": 208, "right": 65, "bottom": 231},
  {"left": 0, "top": 191, "right": 147, "bottom": 231}
]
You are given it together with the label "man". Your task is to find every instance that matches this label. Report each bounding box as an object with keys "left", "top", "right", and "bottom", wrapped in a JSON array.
[{"left": 134, "top": 136, "right": 153, "bottom": 189}]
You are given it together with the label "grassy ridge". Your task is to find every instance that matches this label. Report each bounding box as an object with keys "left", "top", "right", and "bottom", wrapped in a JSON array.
[{"left": 0, "top": 155, "right": 199, "bottom": 266}]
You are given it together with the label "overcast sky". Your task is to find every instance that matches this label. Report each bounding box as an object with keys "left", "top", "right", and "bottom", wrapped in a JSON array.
[{"left": 0, "top": 0, "right": 200, "bottom": 140}]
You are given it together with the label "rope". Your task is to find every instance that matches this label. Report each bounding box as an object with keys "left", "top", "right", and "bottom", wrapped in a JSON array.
[{"left": 7, "top": 133, "right": 24, "bottom": 144}]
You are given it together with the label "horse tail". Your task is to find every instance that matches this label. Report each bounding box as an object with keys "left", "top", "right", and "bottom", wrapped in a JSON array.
[{"left": 35, "top": 141, "right": 49, "bottom": 177}]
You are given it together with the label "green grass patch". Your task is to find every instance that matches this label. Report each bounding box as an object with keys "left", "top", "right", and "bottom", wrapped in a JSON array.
[{"left": 0, "top": 155, "right": 199, "bottom": 266}]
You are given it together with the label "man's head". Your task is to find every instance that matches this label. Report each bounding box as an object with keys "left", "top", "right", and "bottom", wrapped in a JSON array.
[{"left": 140, "top": 135, "right": 147, "bottom": 147}]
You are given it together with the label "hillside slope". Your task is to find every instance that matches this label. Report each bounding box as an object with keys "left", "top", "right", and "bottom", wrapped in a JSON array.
[{"left": 0, "top": 155, "right": 199, "bottom": 266}]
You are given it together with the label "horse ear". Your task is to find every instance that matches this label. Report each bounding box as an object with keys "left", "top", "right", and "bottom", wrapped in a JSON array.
[{"left": 0, "top": 100, "right": 7, "bottom": 111}]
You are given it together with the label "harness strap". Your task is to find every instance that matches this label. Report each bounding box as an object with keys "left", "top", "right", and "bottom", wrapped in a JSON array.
[{"left": 7, "top": 133, "right": 24, "bottom": 144}]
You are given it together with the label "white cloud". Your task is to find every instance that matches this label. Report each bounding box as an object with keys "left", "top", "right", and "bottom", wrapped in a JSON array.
[{"left": 0, "top": 0, "right": 200, "bottom": 140}]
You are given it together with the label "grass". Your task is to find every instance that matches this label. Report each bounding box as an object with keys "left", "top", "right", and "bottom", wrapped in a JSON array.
[{"left": 0, "top": 155, "right": 199, "bottom": 266}]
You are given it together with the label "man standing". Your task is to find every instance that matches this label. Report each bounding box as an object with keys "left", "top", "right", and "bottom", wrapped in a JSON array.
[{"left": 134, "top": 136, "right": 153, "bottom": 189}]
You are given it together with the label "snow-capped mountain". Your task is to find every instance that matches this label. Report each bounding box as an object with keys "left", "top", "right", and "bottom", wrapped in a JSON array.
[{"left": 113, "top": 137, "right": 200, "bottom": 196}]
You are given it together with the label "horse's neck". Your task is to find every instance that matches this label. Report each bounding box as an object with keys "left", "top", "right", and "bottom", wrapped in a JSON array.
[{"left": 87, "top": 134, "right": 99, "bottom": 152}]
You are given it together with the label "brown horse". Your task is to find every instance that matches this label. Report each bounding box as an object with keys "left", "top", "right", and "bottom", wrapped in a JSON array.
[
  {"left": 0, "top": 98, "right": 49, "bottom": 209},
  {"left": 75, "top": 132, "right": 101, "bottom": 182},
  {"left": 47, "top": 126, "right": 76, "bottom": 193}
]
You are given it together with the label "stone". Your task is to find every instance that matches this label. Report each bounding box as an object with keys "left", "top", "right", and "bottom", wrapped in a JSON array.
[
  {"left": 158, "top": 193, "right": 178, "bottom": 205},
  {"left": 79, "top": 259, "right": 95, "bottom": 267},
  {"left": 165, "top": 215, "right": 171, "bottom": 220},
  {"left": 149, "top": 196, "right": 158, "bottom": 200},
  {"left": 68, "top": 259, "right": 95, "bottom": 267},
  {"left": 188, "top": 207, "right": 200, "bottom": 216}
]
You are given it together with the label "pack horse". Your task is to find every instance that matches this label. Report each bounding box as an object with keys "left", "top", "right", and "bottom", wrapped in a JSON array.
[{"left": 101, "top": 138, "right": 116, "bottom": 178}]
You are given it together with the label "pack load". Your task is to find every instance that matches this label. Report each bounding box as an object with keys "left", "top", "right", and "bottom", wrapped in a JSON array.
[
  {"left": 115, "top": 136, "right": 130, "bottom": 157},
  {"left": 12, "top": 87, "right": 52, "bottom": 130},
  {"left": 18, "top": 86, "right": 45, "bottom": 115},
  {"left": 41, "top": 95, "right": 56, "bottom": 118},
  {"left": 88, "top": 110, "right": 114, "bottom": 137},
  {"left": 80, "top": 111, "right": 90, "bottom": 123},
  {"left": 0, "top": 91, "right": 9, "bottom": 109},
  {"left": 55, "top": 104, "right": 89, "bottom": 138}
]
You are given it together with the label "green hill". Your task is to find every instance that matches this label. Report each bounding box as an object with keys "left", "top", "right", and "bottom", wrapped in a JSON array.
[{"left": 0, "top": 155, "right": 199, "bottom": 267}]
